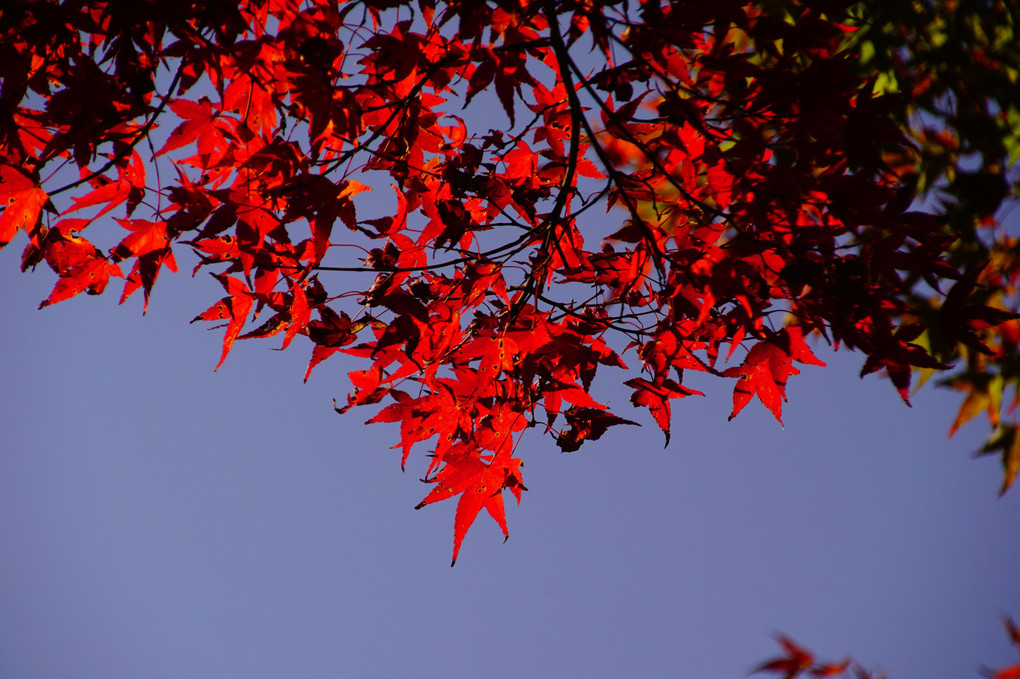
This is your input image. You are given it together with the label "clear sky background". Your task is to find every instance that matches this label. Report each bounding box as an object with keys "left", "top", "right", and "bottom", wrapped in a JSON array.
[{"left": 1, "top": 230, "right": 1018, "bottom": 678}]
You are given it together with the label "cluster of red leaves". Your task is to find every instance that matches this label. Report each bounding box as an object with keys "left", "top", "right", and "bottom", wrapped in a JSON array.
[
  {"left": 1, "top": 0, "right": 1016, "bottom": 562},
  {"left": 754, "top": 636, "right": 851, "bottom": 679},
  {"left": 754, "top": 618, "right": 1020, "bottom": 679}
]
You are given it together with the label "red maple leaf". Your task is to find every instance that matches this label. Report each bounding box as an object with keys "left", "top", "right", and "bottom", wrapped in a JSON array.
[
  {"left": 0, "top": 165, "right": 48, "bottom": 246},
  {"left": 303, "top": 307, "right": 363, "bottom": 382},
  {"left": 118, "top": 248, "right": 179, "bottom": 313},
  {"left": 190, "top": 274, "right": 254, "bottom": 370},
  {"left": 724, "top": 328, "right": 825, "bottom": 425},
  {"left": 414, "top": 446, "right": 526, "bottom": 566},
  {"left": 62, "top": 177, "right": 132, "bottom": 220},
  {"left": 156, "top": 97, "right": 217, "bottom": 157},
  {"left": 37, "top": 230, "right": 123, "bottom": 309},
  {"left": 625, "top": 376, "right": 703, "bottom": 444}
]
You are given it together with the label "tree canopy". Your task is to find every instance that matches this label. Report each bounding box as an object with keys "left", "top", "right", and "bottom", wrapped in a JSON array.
[
  {"left": 1, "top": 0, "right": 1017, "bottom": 628},
  {"left": 2, "top": 0, "right": 1019, "bottom": 674}
]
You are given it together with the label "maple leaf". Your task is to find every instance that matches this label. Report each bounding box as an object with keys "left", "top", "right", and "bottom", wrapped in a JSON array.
[
  {"left": 809, "top": 660, "right": 851, "bottom": 678},
  {"left": 63, "top": 177, "right": 132, "bottom": 220},
  {"left": 724, "top": 328, "right": 825, "bottom": 426},
  {"left": 368, "top": 385, "right": 475, "bottom": 471},
  {"left": 1007, "top": 616, "right": 1020, "bottom": 649},
  {"left": 973, "top": 424, "right": 1020, "bottom": 496},
  {"left": 625, "top": 376, "right": 703, "bottom": 445},
  {"left": 414, "top": 447, "right": 526, "bottom": 566},
  {"left": 190, "top": 275, "right": 254, "bottom": 370},
  {"left": 156, "top": 97, "right": 217, "bottom": 156},
  {"left": 942, "top": 372, "right": 1002, "bottom": 438},
  {"left": 39, "top": 255, "right": 121, "bottom": 309},
  {"left": 541, "top": 382, "right": 605, "bottom": 427},
  {"left": 118, "top": 248, "right": 179, "bottom": 313},
  {"left": 0, "top": 165, "right": 48, "bottom": 247},
  {"left": 556, "top": 406, "right": 638, "bottom": 453},
  {"left": 303, "top": 308, "right": 364, "bottom": 382},
  {"left": 859, "top": 321, "right": 951, "bottom": 406},
  {"left": 466, "top": 48, "right": 497, "bottom": 106},
  {"left": 111, "top": 218, "right": 170, "bottom": 262},
  {"left": 37, "top": 232, "right": 124, "bottom": 309},
  {"left": 939, "top": 266, "right": 1019, "bottom": 355},
  {"left": 460, "top": 335, "right": 518, "bottom": 394},
  {"left": 279, "top": 284, "right": 311, "bottom": 350}
]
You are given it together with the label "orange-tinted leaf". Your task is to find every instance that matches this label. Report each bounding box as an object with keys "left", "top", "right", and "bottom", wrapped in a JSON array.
[
  {"left": 949, "top": 387, "right": 992, "bottom": 438},
  {"left": 1004, "top": 434, "right": 1020, "bottom": 497},
  {"left": 44, "top": 233, "right": 97, "bottom": 275},
  {"left": 974, "top": 425, "right": 1020, "bottom": 496}
]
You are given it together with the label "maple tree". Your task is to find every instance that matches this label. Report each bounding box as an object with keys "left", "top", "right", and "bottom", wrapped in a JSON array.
[
  {"left": 1, "top": 0, "right": 1017, "bottom": 576},
  {"left": 3, "top": 0, "right": 1019, "bottom": 674}
]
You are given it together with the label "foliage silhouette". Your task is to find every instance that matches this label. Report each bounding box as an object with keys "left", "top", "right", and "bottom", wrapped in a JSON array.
[{"left": 0, "top": 0, "right": 1016, "bottom": 604}]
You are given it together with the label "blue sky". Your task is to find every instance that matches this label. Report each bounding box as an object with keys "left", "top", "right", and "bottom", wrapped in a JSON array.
[{"left": 1, "top": 238, "right": 1017, "bottom": 678}]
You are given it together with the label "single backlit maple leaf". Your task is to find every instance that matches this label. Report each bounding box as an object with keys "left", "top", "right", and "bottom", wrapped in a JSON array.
[
  {"left": 724, "top": 328, "right": 825, "bottom": 426},
  {"left": 415, "top": 447, "right": 525, "bottom": 566},
  {"left": 0, "top": 165, "right": 48, "bottom": 246},
  {"left": 190, "top": 274, "right": 254, "bottom": 370}
]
